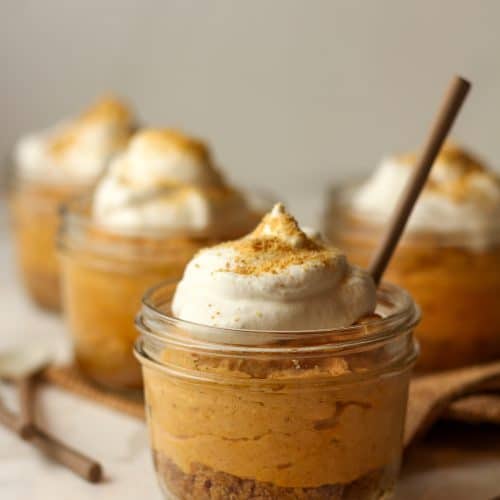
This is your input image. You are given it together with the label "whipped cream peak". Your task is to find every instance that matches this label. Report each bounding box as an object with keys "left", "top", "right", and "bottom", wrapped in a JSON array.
[
  {"left": 15, "top": 95, "right": 135, "bottom": 184},
  {"left": 130, "top": 129, "right": 211, "bottom": 164},
  {"left": 47, "top": 96, "right": 132, "bottom": 157},
  {"left": 119, "top": 128, "right": 223, "bottom": 189},
  {"left": 92, "top": 128, "right": 257, "bottom": 235},
  {"left": 350, "top": 142, "right": 500, "bottom": 247},
  {"left": 395, "top": 143, "right": 498, "bottom": 204},
  {"left": 249, "top": 202, "right": 315, "bottom": 249},
  {"left": 217, "top": 203, "right": 336, "bottom": 278},
  {"left": 173, "top": 204, "right": 376, "bottom": 331},
  {"left": 397, "top": 142, "right": 482, "bottom": 170},
  {"left": 76, "top": 95, "right": 133, "bottom": 124}
]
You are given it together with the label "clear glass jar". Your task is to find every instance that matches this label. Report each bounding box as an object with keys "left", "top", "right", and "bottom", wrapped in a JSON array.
[
  {"left": 135, "top": 280, "right": 419, "bottom": 499},
  {"left": 58, "top": 197, "right": 215, "bottom": 390},
  {"left": 324, "top": 183, "right": 500, "bottom": 372},
  {"left": 59, "top": 196, "right": 268, "bottom": 390},
  {"left": 8, "top": 173, "right": 85, "bottom": 311}
]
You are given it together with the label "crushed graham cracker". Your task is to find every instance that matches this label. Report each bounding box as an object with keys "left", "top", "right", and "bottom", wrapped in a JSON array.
[
  {"left": 396, "top": 142, "right": 499, "bottom": 202},
  {"left": 78, "top": 95, "right": 133, "bottom": 126},
  {"left": 216, "top": 203, "right": 342, "bottom": 276},
  {"left": 49, "top": 95, "right": 133, "bottom": 157},
  {"left": 133, "top": 128, "right": 212, "bottom": 165}
]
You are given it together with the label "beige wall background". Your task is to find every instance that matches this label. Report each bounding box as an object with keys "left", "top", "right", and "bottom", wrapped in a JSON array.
[{"left": 2, "top": 0, "right": 500, "bottom": 201}]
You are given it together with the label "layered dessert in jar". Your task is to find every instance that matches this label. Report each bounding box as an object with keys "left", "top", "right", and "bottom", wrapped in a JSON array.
[
  {"left": 59, "top": 128, "right": 265, "bottom": 389},
  {"left": 325, "top": 143, "right": 500, "bottom": 371},
  {"left": 135, "top": 204, "right": 419, "bottom": 499},
  {"left": 8, "top": 96, "right": 135, "bottom": 310}
]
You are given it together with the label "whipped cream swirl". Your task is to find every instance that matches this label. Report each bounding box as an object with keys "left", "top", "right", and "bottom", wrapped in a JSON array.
[
  {"left": 173, "top": 203, "right": 376, "bottom": 330},
  {"left": 351, "top": 144, "right": 500, "bottom": 246},
  {"left": 14, "top": 97, "right": 134, "bottom": 185},
  {"left": 14, "top": 96, "right": 135, "bottom": 184},
  {"left": 92, "top": 129, "right": 258, "bottom": 236}
]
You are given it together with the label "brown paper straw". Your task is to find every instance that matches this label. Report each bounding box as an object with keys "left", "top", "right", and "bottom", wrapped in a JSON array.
[{"left": 369, "top": 76, "right": 471, "bottom": 284}]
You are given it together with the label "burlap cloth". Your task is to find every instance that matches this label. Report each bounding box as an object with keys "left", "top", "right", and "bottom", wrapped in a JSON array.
[{"left": 41, "top": 362, "right": 500, "bottom": 447}]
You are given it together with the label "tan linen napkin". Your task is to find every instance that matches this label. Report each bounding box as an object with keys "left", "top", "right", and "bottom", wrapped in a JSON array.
[
  {"left": 404, "top": 361, "right": 500, "bottom": 446},
  {"left": 443, "top": 394, "right": 500, "bottom": 424}
]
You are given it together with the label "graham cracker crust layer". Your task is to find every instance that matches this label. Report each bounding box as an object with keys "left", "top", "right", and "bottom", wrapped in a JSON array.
[{"left": 153, "top": 451, "right": 392, "bottom": 500}]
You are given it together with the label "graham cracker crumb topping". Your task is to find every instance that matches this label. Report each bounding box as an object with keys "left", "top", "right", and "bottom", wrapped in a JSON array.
[
  {"left": 48, "top": 95, "right": 133, "bottom": 157},
  {"left": 397, "top": 142, "right": 484, "bottom": 174},
  {"left": 217, "top": 203, "right": 341, "bottom": 276},
  {"left": 133, "top": 128, "right": 212, "bottom": 165},
  {"left": 78, "top": 95, "right": 133, "bottom": 125},
  {"left": 396, "top": 142, "right": 499, "bottom": 202}
]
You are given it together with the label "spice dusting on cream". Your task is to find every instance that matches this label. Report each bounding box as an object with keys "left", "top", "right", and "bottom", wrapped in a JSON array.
[
  {"left": 218, "top": 203, "right": 339, "bottom": 276},
  {"left": 173, "top": 203, "right": 376, "bottom": 330},
  {"left": 92, "top": 128, "right": 257, "bottom": 235},
  {"left": 351, "top": 143, "right": 500, "bottom": 246},
  {"left": 15, "top": 95, "right": 135, "bottom": 183}
]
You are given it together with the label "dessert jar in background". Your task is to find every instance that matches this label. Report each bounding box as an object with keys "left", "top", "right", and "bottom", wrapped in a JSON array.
[
  {"left": 58, "top": 197, "right": 204, "bottom": 390},
  {"left": 8, "top": 179, "right": 81, "bottom": 310},
  {"left": 8, "top": 96, "right": 135, "bottom": 311},
  {"left": 135, "top": 280, "right": 419, "bottom": 500},
  {"left": 325, "top": 144, "right": 500, "bottom": 371},
  {"left": 59, "top": 128, "right": 268, "bottom": 390}
]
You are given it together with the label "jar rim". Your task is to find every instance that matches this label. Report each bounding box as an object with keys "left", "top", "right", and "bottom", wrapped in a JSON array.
[
  {"left": 59, "top": 194, "right": 212, "bottom": 240},
  {"left": 137, "top": 278, "right": 420, "bottom": 353},
  {"left": 59, "top": 187, "right": 275, "bottom": 240},
  {"left": 57, "top": 194, "right": 209, "bottom": 265}
]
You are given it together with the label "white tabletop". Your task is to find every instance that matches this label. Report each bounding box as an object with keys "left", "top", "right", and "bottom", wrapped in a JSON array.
[{"left": 1, "top": 196, "right": 499, "bottom": 500}]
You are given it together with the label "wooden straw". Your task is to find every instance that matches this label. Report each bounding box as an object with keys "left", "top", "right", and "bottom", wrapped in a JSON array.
[
  {"left": 0, "top": 398, "right": 102, "bottom": 483},
  {"left": 369, "top": 76, "right": 471, "bottom": 284}
]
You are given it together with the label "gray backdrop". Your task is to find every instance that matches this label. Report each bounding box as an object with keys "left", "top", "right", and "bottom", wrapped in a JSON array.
[{"left": 2, "top": 0, "right": 500, "bottom": 202}]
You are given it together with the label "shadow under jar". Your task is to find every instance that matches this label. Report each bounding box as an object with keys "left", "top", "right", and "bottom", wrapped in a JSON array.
[
  {"left": 135, "top": 280, "right": 419, "bottom": 500},
  {"left": 325, "top": 183, "right": 500, "bottom": 372},
  {"left": 58, "top": 196, "right": 227, "bottom": 390},
  {"left": 8, "top": 174, "right": 84, "bottom": 311}
]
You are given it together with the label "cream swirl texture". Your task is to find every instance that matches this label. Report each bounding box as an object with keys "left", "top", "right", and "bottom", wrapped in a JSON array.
[
  {"left": 14, "top": 96, "right": 135, "bottom": 184},
  {"left": 172, "top": 203, "right": 376, "bottom": 330},
  {"left": 351, "top": 143, "right": 500, "bottom": 246},
  {"left": 92, "top": 128, "right": 258, "bottom": 236}
]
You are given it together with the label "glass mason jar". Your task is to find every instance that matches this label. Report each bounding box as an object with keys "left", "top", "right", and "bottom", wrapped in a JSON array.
[
  {"left": 8, "top": 173, "right": 84, "bottom": 311},
  {"left": 135, "top": 280, "right": 419, "bottom": 500},
  {"left": 59, "top": 196, "right": 267, "bottom": 390},
  {"left": 324, "top": 183, "right": 500, "bottom": 372}
]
